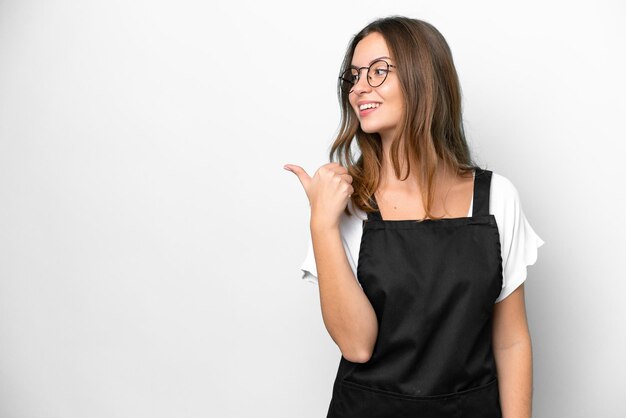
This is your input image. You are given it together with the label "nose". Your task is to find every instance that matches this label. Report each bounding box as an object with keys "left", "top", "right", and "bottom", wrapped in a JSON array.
[{"left": 352, "top": 72, "right": 372, "bottom": 95}]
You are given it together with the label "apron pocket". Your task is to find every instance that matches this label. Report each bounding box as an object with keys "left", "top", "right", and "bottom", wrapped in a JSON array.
[
  {"left": 456, "top": 378, "right": 502, "bottom": 418},
  {"left": 339, "top": 379, "right": 459, "bottom": 418}
]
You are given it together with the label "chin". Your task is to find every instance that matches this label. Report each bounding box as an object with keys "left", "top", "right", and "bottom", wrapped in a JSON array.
[{"left": 360, "top": 123, "right": 388, "bottom": 135}]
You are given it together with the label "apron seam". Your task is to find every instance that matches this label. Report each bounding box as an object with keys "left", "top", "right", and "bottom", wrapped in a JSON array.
[{"left": 341, "top": 376, "right": 498, "bottom": 401}]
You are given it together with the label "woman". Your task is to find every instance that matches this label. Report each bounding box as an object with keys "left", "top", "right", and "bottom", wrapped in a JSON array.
[{"left": 284, "top": 16, "right": 544, "bottom": 418}]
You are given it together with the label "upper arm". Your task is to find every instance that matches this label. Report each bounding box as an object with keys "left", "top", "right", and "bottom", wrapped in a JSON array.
[{"left": 492, "top": 174, "right": 545, "bottom": 304}]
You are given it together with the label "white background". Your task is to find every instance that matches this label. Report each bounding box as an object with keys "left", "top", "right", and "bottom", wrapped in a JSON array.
[{"left": 1, "top": 0, "right": 625, "bottom": 417}]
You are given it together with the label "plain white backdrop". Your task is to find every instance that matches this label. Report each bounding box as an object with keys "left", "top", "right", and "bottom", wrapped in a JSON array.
[{"left": 1, "top": 0, "right": 625, "bottom": 417}]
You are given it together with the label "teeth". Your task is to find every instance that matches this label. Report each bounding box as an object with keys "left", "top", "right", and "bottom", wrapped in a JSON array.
[{"left": 359, "top": 103, "right": 380, "bottom": 110}]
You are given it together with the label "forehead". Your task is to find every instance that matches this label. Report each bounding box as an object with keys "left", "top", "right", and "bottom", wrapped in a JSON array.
[{"left": 351, "top": 32, "right": 391, "bottom": 66}]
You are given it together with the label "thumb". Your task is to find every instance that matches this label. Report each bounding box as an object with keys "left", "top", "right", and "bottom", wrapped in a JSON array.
[{"left": 284, "top": 164, "right": 311, "bottom": 191}]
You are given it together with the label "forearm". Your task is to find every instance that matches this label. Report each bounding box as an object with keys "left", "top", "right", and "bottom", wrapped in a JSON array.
[
  {"left": 310, "top": 222, "right": 378, "bottom": 362},
  {"left": 493, "top": 338, "right": 533, "bottom": 418}
]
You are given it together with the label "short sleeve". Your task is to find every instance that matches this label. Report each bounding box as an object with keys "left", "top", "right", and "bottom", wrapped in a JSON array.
[
  {"left": 299, "top": 201, "right": 364, "bottom": 288},
  {"left": 300, "top": 233, "right": 319, "bottom": 284},
  {"left": 492, "top": 174, "right": 546, "bottom": 303}
]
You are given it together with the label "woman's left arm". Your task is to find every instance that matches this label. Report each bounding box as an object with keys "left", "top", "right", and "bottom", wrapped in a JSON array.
[{"left": 492, "top": 283, "right": 533, "bottom": 418}]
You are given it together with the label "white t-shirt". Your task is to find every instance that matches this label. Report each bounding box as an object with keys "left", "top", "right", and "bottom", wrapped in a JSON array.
[{"left": 299, "top": 172, "right": 545, "bottom": 303}]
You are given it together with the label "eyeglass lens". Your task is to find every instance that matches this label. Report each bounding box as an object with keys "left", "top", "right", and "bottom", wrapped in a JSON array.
[{"left": 340, "top": 60, "right": 390, "bottom": 93}]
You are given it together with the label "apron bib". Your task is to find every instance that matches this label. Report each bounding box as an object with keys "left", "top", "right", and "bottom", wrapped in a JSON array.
[{"left": 327, "top": 168, "right": 503, "bottom": 418}]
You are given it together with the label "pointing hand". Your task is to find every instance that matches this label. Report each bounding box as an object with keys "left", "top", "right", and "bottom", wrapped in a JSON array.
[{"left": 284, "top": 162, "right": 354, "bottom": 229}]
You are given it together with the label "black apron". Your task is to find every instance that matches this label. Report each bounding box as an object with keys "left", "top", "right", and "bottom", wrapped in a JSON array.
[{"left": 327, "top": 168, "right": 503, "bottom": 418}]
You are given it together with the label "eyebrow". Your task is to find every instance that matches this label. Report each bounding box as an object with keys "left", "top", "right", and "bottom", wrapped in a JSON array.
[{"left": 350, "top": 56, "right": 392, "bottom": 68}]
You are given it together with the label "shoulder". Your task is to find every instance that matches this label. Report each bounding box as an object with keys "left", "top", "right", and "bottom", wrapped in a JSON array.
[
  {"left": 490, "top": 172, "right": 520, "bottom": 207},
  {"left": 489, "top": 171, "right": 525, "bottom": 226},
  {"left": 488, "top": 169, "right": 545, "bottom": 256}
]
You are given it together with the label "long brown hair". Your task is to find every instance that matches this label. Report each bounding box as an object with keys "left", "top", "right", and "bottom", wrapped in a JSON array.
[{"left": 330, "top": 16, "right": 481, "bottom": 220}]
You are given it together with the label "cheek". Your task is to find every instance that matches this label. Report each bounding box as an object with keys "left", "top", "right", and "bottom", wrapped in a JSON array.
[
  {"left": 350, "top": 101, "right": 361, "bottom": 116},
  {"left": 379, "top": 83, "right": 402, "bottom": 104},
  {"left": 348, "top": 97, "right": 358, "bottom": 113}
]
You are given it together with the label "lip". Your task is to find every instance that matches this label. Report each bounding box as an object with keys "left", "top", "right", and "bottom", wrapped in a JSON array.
[{"left": 356, "top": 101, "right": 382, "bottom": 117}]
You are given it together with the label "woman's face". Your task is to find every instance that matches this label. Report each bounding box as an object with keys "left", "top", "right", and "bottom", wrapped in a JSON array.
[{"left": 348, "top": 32, "right": 404, "bottom": 139}]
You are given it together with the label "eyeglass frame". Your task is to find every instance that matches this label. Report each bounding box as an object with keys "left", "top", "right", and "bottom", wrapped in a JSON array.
[{"left": 339, "top": 59, "right": 397, "bottom": 93}]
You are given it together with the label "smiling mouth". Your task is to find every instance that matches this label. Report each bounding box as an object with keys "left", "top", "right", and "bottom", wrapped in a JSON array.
[
  {"left": 358, "top": 102, "right": 381, "bottom": 116},
  {"left": 359, "top": 103, "right": 381, "bottom": 111}
]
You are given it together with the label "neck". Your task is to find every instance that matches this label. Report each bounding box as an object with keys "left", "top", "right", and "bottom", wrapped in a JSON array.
[{"left": 378, "top": 135, "right": 453, "bottom": 192}]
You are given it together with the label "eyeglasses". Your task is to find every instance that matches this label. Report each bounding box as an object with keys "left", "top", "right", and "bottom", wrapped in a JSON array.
[{"left": 339, "top": 60, "right": 397, "bottom": 94}]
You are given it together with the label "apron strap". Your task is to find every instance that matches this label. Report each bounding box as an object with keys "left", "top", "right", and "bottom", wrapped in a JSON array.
[{"left": 472, "top": 168, "right": 492, "bottom": 217}]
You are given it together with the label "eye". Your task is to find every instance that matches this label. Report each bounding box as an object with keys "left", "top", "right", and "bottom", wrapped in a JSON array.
[
  {"left": 349, "top": 70, "right": 359, "bottom": 84},
  {"left": 339, "top": 69, "right": 359, "bottom": 93},
  {"left": 341, "top": 69, "right": 359, "bottom": 84},
  {"left": 370, "top": 61, "right": 390, "bottom": 78}
]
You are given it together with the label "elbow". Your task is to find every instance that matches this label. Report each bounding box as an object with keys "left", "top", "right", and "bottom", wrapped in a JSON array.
[
  {"left": 339, "top": 324, "right": 377, "bottom": 363},
  {"left": 343, "top": 351, "right": 372, "bottom": 364},
  {"left": 342, "top": 347, "right": 373, "bottom": 363}
]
